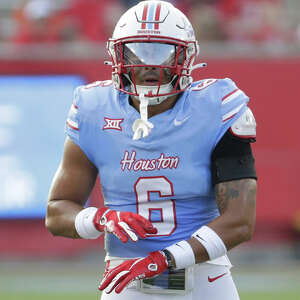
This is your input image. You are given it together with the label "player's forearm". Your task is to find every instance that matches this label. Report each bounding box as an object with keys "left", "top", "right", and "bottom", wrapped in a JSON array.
[
  {"left": 166, "top": 179, "right": 256, "bottom": 268},
  {"left": 211, "top": 179, "right": 256, "bottom": 246},
  {"left": 190, "top": 179, "right": 257, "bottom": 264},
  {"left": 45, "top": 199, "right": 83, "bottom": 238}
]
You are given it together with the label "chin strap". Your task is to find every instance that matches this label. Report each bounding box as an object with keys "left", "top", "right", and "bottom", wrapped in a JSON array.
[{"left": 132, "top": 94, "right": 154, "bottom": 140}]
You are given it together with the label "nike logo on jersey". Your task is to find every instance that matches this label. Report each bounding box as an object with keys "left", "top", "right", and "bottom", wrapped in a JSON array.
[
  {"left": 208, "top": 273, "right": 227, "bottom": 282},
  {"left": 173, "top": 116, "right": 191, "bottom": 126}
]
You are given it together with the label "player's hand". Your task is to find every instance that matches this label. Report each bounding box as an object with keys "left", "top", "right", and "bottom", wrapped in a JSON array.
[
  {"left": 93, "top": 208, "right": 157, "bottom": 243},
  {"left": 99, "top": 251, "right": 168, "bottom": 294}
]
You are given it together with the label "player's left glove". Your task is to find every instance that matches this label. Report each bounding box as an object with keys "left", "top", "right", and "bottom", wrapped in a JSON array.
[
  {"left": 99, "top": 251, "right": 168, "bottom": 294},
  {"left": 93, "top": 207, "right": 157, "bottom": 243}
]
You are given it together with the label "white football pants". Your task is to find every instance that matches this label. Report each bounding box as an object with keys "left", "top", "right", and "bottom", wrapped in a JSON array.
[{"left": 100, "top": 262, "right": 240, "bottom": 300}]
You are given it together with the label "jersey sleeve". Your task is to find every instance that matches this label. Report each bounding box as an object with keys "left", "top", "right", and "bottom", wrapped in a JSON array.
[
  {"left": 64, "top": 82, "right": 110, "bottom": 167},
  {"left": 215, "top": 78, "right": 250, "bottom": 145},
  {"left": 65, "top": 85, "right": 83, "bottom": 146}
]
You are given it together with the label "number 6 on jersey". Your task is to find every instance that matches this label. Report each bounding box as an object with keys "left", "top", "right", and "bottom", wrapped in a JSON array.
[{"left": 134, "top": 176, "right": 177, "bottom": 236}]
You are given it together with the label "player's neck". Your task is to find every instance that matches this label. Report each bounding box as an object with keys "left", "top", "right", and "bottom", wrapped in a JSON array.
[{"left": 129, "top": 94, "right": 180, "bottom": 119}]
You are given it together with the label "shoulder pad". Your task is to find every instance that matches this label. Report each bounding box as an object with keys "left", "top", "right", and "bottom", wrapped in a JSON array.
[{"left": 230, "top": 107, "right": 256, "bottom": 141}]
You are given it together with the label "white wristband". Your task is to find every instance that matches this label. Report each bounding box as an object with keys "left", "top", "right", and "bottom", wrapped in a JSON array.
[
  {"left": 192, "top": 226, "right": 227, "bottom": 260},
  {"left": 165, "top": 240, "right": 195, "bottom": 270},
  {"left": 74, "top": 207, "right": 103, "bottom": 239}
]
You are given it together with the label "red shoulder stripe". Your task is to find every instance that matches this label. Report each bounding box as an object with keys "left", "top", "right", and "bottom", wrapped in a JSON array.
[{"left": 222, "top": 88, "right": 238, "bottom": 102}]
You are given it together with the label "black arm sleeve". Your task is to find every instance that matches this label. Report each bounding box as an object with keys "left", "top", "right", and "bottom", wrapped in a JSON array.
[{"left": 211, "top": 130, "right": 257, "bottom": 186}]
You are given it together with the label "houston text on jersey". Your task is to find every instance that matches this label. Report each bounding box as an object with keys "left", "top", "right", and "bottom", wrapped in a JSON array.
[{"left": 120, "top": 150, "right": 179, "bottom": 172}]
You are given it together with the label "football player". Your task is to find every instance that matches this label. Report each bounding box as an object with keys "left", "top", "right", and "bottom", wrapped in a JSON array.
[{"left": 45, "top": 1, "right": 257, "bottom": 299}]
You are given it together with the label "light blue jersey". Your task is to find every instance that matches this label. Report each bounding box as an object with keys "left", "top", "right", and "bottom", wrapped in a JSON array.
[{"left": 65, "top": 78, "right": 249, "bottom": 258}]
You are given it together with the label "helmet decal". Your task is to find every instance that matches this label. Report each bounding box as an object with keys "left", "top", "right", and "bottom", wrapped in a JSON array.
[{"left": 140, "top": 2, "right": 162, "bottom": 30}]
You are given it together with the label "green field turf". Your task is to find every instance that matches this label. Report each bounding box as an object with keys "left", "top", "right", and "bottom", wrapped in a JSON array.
[
  {"left": 0, "top": 293, "right": 98, "bottom": 300},
  {"left": 1, "top": 291, "right": 300, "bottom": 300},
  {"left": 1, "top": 257, "right": 299, "bottom": 300},
  {"left": 241, "top": 291, "right": 300, "bottom": 300}
]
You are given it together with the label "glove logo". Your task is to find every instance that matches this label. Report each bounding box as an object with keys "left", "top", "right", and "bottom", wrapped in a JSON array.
[
  {"left": 99, "top": 251, "right": 167, "bottom": 294},
  {"left": 148, "top": 263, "right": 158, "bottom": 272}
]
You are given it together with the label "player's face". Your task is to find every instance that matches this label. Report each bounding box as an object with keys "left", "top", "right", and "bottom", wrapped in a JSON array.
[
  {"left": 133, "top": 65, "right": 173, "bottom": 86},
  {"left": 123, "top": 42, "right": 178, "bottom": 86}
]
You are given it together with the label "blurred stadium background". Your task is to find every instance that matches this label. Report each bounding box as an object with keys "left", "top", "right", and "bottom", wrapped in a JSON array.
[{"left": 0, "top": 0, "right": 299, "bottom": 299}]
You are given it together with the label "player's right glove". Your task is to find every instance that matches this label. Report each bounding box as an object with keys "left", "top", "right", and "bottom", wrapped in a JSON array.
[
  {"left": 99, "top": 251, "right": 168, "bottom": 294},
  {"left": 93, "top": 207, "right": 157, "bottom": 243}
]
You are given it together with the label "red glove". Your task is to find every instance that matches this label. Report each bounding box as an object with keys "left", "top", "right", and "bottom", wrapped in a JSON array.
[
  {"left": 99, "top": 251, "right": 168, "bottom": 294},
  {"left": 93, "top": 208, "right": 157, "bottom": 243}
]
